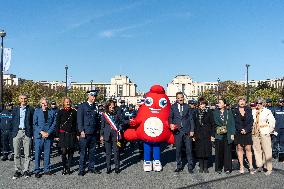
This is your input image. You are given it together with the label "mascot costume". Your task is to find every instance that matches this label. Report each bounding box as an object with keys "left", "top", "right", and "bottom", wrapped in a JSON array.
[{"left": 124, "top": 85, "right": 174, "bottom": 172}]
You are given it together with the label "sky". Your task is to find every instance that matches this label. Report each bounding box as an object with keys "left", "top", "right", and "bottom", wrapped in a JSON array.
[{"left": 1, "top": 0, "right": 284, "bottom": 92}]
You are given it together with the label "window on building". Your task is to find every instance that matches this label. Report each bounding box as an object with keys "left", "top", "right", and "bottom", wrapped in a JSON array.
[{"left": 118, "top": 85, "right": 123, "bottom": 96}]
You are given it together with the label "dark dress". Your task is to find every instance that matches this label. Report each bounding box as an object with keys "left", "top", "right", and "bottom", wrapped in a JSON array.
[
  {"left": 56, "top": 108, "right": 78, "bottom": 149},
  {"left": 193, "top": 109, "right": 215, "bottom": 158},
  {"left": 233, "top": 107, "right": 253, "bottom": 146}
]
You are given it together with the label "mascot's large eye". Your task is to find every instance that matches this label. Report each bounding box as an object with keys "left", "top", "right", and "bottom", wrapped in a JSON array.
[
  {"left": 145, "top": 97, "right": 153, "bottom": 106},
  {"left": 159, "top": 98, "right": 167, "bottom": 108}
]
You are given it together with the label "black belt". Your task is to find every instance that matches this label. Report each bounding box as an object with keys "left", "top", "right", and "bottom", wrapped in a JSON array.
[{"left": 18, "top": 128, "right": 25, "bottom": 130}]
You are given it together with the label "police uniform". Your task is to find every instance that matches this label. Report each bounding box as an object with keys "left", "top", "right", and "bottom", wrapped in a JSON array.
[
  {"left": 0, "top": 105, "right": 14, "bottom": 160},
  {"left": 275, "top": 98, "right": 284, "bottom": 160},
  {"left": 77, "top": 90, "right": 101, "bottom": 175}
]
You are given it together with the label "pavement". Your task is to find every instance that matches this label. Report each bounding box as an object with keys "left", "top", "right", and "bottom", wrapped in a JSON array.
[{"left": 0, "top": 144, "right": 284, "bottom": 189}]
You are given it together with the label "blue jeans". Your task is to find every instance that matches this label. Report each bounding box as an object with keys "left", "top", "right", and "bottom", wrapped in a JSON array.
[
  {"left": 79, "top": 135, "right": 97, "bottom": 172},
  {"left": 144, "top": 142, "right": 160, "bottom": 161},
  {"left": 34, "top": 138, "right": 52, "bottom": 173}
]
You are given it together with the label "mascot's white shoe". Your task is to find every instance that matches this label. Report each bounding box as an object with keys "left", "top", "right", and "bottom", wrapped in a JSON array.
[
  {"left": 153, "top": 160, "right": 162, "bottom": 172},
  {"left": 144, "top": 161, "right": 152, "bottom": 172}
]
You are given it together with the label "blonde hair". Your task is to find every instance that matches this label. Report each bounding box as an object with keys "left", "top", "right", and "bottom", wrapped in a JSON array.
[{"left": 40, "top": 97, "right": 48, "bottom": 103}]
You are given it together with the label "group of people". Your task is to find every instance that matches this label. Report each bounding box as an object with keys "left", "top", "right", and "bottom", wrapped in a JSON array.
[
  {"left": 0, "top": 89, "right": 283, "bottom": 180},
  {"left": 170, "top": 93, "right": 284, "bottom": 176}
]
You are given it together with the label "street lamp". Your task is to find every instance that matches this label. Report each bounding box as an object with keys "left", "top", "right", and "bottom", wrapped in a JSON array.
[
  {"left": 0, "top": 30, "right": 6, "bottom": 111},
  {"left": 65, "top": 65, "right": 68, "bottom": 96},
  {"left": 90, "top": 80, "right": 93, "bottom": 90},
  {"left": 245, "top": 64, "right": 250, "bottom": 103},
  {"left": 217, "top": 78, "right": 220, "bottom": 101}
]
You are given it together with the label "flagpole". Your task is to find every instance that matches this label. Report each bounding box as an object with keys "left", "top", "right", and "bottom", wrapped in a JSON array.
[
  {"left": 0, "top": 30, "right": 6, "bottom": 111},
  {"left": 65, "top": 65, "right": 68, "bottom": 97}
]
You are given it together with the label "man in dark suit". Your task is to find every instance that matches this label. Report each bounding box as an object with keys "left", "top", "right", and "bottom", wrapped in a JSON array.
[
  {"left": 11, "top": 95, "right": 34, "bottom": 179},
  {"left": 77, "top": 90, "right": 101, "bottom": 176},
  {"left": 169, "top": 92, "right": 195, "bottom": 173},
  {"left": 33, "top": 97, "right": 57, "bottom": 178}
]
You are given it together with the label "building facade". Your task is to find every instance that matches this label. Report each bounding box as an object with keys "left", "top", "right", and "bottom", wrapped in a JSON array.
[{"left": 166, "top": 75, "right": 284, "bottom": 103}]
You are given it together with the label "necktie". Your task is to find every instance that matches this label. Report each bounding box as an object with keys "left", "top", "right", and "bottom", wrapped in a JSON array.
[
  {"left": 255, "top": 110, "right": 260, "bottom": 134},
  {"left": 179, "top": 104, "right": 183, "bottom": 116}
]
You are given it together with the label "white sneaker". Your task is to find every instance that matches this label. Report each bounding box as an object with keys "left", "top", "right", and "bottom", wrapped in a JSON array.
[
  {"left": 153, "top": 160, "right": 162, "bottom": 172},
  {"left": 265, "top": 171, "right": 272, "bottom": 176},
  {"left": 143, "top": 161, "right": 152, "bottom": 172}
]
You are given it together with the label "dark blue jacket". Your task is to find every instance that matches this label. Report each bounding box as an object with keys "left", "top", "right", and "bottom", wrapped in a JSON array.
[
  {"left": 169, "top": 103, "right": 195, "bottom": 134},
  {"left": 77, "top": 102, "right": 100, "bottom": 135},
  {"left": 33, "top": 108, "right": 57, "bottom": 139},
  {"left": 100, "top": 112, "right": 123, "bottom": 141},
  {"left": 11, "top": 106, "right": 34, "bottom": 138},
  {"left": 0, "top": 109, "right": 13, "bottom": 131},
  {"left": 232, "top": 106, "right": 254, "bottom": 133},
  {"left": 275, "top": 106, "right": 284, "bottom": 130}
]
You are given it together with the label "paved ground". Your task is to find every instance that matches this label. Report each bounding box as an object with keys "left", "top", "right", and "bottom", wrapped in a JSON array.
[{"left": 0, "top": 144, "right": 284, "bottom": 189}]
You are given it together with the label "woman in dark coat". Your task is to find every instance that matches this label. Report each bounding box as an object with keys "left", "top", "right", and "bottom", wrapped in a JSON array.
[
  {"left": 55, "top": 97, "right": 77, "bottom": 175},
  {"left": 100, "top": 100, "right": 123, "bottom": 174},
  {"left": 233, "top": 97, "right": 254, "bottom": 174},
  {"left": 213, "top": 98, "right": 236, "bottom": 174},
  {"left": 193, "top": 97, "right": 215, "bottom": 173}
]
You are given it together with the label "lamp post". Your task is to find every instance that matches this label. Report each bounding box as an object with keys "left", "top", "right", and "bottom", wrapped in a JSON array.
[
  {"left": 217, "top": 78, "right": 220, "bottom": 101},
  {"left": 65, "top": 65, "right": 68, "bottom": 96},
  {"left": 0, "top": 30, "right": 6, "bottom": 111},
  {"left": 90, "top": 80, "right": 93, "bottom": 90},
  {"left": 245, "top": 64, "right": 250, "bottom": 103}
]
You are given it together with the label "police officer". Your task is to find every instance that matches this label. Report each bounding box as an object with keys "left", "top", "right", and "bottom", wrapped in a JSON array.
[
  {"left": 77, "top": 90, "right": 101, "bottom": 176},
  {"left": 0, "top": 103, "right": 14, "bottom": 161},
  {"left": 188, "top": 99, "right": 198, "bottom": 114},
  {"left": 266, "top": 98, "right": 275, "bottom": 114},
  {"left": 275, "top": 98, "right": 284, "bottom": 161},
  {"left": 50, "top": 100, "right": 59, "bottom": 114}
]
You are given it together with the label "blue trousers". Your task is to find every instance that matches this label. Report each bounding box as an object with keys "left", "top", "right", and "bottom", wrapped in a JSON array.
[
  {"left": 278, "top": 129, "right": 284, "bottom": 153},
  {"left": 1, "top": 130, "right": 13, "bottom": 154},
  {"left": 144, "top": 142, "right": 160, "bottom": 161},
  {"left": 79, "top": 135, "right": 97, "bottom": 172},
  {"left": 34, "top": 138, "right": 52, "bottom": 173}
]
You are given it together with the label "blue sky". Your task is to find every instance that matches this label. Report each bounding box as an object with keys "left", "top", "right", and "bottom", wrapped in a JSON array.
[{"left": 1, "top": 0, "right": 284, "bottom": 92}]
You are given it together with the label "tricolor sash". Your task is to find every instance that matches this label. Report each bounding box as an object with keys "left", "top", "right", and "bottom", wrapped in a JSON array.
[{"left": 103, "top": 113, "right": 122, "bottom": 146}]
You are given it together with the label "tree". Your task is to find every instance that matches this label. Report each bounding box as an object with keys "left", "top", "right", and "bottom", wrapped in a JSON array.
[{"left": 250, "top": 88, "right": 281, "bottom": 103}]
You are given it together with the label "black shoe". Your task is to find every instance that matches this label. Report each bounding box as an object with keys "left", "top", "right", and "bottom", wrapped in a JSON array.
[
  {"left": 35, "top": 173, "right": 41, "bottom": 178},
  {"left": 91, "top": 169, "right": 101, "bottom": 174},
  {"left": 216, "top": 170, "right": 222, "bottom": 174},
  {"left": 204, "top": 169, "right": 209, "bottom": 173},
  {"left": 78, "top": 171, "right": 85, "bottom": 176},
  {"left": 199, "top": 169, "right": 204, "bottom": 173},
  {"left": 188, "top": 169, "right": 194, "bottom": 174},
  {"left": 174, "top": 168, "right": 182, "bottom": 172},
  {"left": 115, "top": 169, "right": 120, "bottom": 174},
  {"left": 225, "top": 170, "right": 231, "bottom": 174},
  {"left": 1, "top": 156, "right": 8, "bottom": 161},
  {"left": 67, "top": 168, "right": 71, "bottom": 175},
  {"left": 106, "top": 169, "right": 111, "bottom": 174},
  {"left": 44, "top": 172, "right": 53, "bottom": 176},
  {"left": 23, "top": 171, "right": 31, "bottom": 178},
  {"left": 62, "top": 169, "right": 68, "bottom": 175},
  {"left": 12, "top": 171, "right": 22, "bottom": 179},
  {"left": 9, "top": 155, "right": 14, "bottom": 161}
]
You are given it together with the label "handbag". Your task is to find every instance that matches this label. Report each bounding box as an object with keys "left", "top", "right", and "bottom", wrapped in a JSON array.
[
  {"left": 216, "top": 110, "right": 228, "bottom": 135},
  {"left": 216, "top": 126, "right": 227, "bottom": 135}
]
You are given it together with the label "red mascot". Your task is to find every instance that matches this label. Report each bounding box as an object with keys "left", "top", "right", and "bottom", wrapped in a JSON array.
[{"left": 124, "top": 85, "right": 174, "bottom": 172}]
